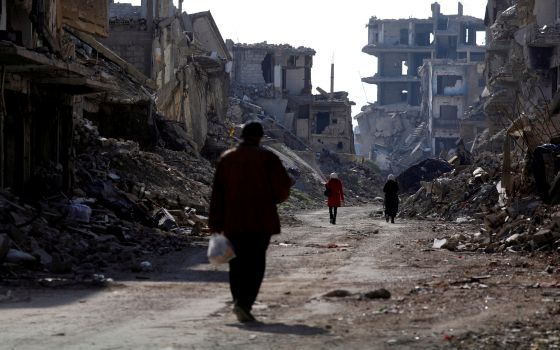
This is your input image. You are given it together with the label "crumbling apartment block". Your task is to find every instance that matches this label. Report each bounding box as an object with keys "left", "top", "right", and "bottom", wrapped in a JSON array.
[
  {"left": 228, "top": 42, "right": 355, "bottom": 154},
  {"left": 420, "top": 59, "right": 486, "bottom": 156},
  {"left": 358, "top": 2, "right": 486, "bottom": 171},
  {"left": 483, "top": 0, "right": 560, "bottom": 195},
  {"left": 100, "top": 0, "right": 232, "bottom": 152},
  {"left": 484, "top": 0, "right": 560, "bottom": 141},
  {"left": 0, "top": 0, "right": 153, "bottom": 195}
]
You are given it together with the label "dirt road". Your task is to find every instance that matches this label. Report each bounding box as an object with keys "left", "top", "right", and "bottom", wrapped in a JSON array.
[{"left": 1, "top": 205, "right": 560, "bottom": 349}]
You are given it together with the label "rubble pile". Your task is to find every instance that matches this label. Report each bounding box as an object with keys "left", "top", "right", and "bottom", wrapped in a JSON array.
[
  {"left": 396, "top": 158, "right": 454, "bottom": 194},
  {"left": 432, "top": 197, "right": 560, "bottom": 254},
  {"left": 400, "top": 152, "right": 503, "bottom": 221},
  {"left": 75, "top": 119, "right": 214, "bottom": 213},
  {"left": 0, "top": 119, "right": 214, "bottom": 278},
  {"left": 231, "top": 83, "right": 276, "bottom": 100},
  {"left": 401, "top": 150, "right": 560, "bottom": 253}
]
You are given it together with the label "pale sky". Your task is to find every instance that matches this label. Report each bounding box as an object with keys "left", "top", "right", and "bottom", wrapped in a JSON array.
[{"left": 120, "top": 1, "right": 488, "bottom": 123}]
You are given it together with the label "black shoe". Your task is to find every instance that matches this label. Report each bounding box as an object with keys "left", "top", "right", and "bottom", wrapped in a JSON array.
[
  {"left": 385, "top": 215, "right": 389, "bottom": 223},
  {"left": 233, "top": 305, "right": 256, "bottom": 323},
  {"left": 391, "top": 217, "right": 395, "bottom": 223}
]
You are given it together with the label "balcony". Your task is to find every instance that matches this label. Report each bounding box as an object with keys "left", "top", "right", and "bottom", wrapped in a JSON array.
[
  {"left": 432, "top": 118, "right": 460, "bottom": 129},
  {"left": 361, "top": 74, "right": 420, "bottom": 84},
  {"left": 362, "top": 44, "right": 433, "bottom": 56}
]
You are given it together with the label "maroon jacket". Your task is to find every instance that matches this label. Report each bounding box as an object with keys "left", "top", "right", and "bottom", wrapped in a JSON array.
[
  {"left": 208, "top": 143, "right": 292, "bottom": 238},
  {"left": 326, "top": 178, "right": 344, "bottom": 207}
]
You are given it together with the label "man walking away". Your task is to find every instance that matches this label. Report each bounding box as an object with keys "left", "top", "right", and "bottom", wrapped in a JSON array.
[{"left": 209, "top": 121, "right": 292, "bottom": 323}]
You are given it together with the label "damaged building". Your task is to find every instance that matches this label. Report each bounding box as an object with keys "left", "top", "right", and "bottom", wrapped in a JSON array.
[
  {"left": 420, "top": 59, "right": 486, "bottom": 156},
  {"left": 483, "top": 0, "right": 560, "bottom": 198},
  {"left": 0, "top": 0, "right": 155, "bottom": 194},
  {"left": 357, "top": 2, "right": 486, "bottom": 171},
  {"left": 227, "top": 41, "right": 355, "bottom": 154},
  {"left": 98, "top": 0, "right": 232, "bottom": 153}
]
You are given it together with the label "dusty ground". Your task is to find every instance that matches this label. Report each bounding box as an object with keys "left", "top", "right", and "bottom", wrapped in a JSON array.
[{"left": 1, "top": 205, "right": 560, "bottom": 349}]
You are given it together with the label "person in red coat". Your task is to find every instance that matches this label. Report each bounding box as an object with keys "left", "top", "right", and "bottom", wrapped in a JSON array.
[{"left": 325, "top": 172, "right": 344, "bottom": 224}]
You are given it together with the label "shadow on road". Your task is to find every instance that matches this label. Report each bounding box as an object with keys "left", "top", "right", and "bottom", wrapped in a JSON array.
[{"left": 228, "top": 322, "right": 328, "bottom": 336}]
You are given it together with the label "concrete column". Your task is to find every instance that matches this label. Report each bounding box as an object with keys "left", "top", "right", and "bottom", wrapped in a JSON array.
[
  {"left": 274, "top": 65, "right": 282, "bottom": 89},
  {"left": 146, "top": 0, "right": 154, "bottom": 31}
]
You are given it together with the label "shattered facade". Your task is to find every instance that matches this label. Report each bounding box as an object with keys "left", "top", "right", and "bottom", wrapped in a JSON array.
[
  {"left": 420, "top": 59, "right": 486, "bottom": 156},
  {"left": 484, "top": 0, "right": 560, "bottom": 196},
  {"left": 358, "top": 2, "right": 486, "bottom": 171},
  {"left": 0, "top": 0, "right": 152, "bottom": 194},
  {"left": 228, "top": 42, "right": 355, "bottom": 154},
  {"left": 100, "top": 0, "right": 232, "bottom": 152}
]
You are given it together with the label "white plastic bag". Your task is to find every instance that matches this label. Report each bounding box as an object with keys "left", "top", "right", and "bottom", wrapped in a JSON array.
[{"left": 207, "top": 234, "right": 236, "bottom": 265}]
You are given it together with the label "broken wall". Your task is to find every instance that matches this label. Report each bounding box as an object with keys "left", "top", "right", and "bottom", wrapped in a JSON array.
[
  {"left": 232, "top": 49, "right": 268, "bottom": 85},
  {"left": 100, "top": 22, "right": 152, "bottom": 77},
  {"left": 61, "top": 0, "right": 108, "bottom": 37},
  {"left": 309, "top": 103, "right": 354, "bottom": 154}
]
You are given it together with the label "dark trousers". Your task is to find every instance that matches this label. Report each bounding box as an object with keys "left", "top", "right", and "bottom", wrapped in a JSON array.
[
  {"left": 329, "top": 206, "right": 337, "bottom": 223},
  {"left": 228, "top": 234, "right": 271, "bottom": 311}
]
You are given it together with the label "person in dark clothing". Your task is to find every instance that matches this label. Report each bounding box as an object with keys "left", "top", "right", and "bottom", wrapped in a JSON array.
[
  {"left": 325, "top": 172, "right": 344, "bottom": 224},
  {"left": 383, "top": 174, "right": 399, "bottom": 224},
  {"left": 208, "top": 121, "right": 292, "bottom": 323}
]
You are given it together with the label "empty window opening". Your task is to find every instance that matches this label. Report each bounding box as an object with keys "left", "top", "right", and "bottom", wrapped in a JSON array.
[
  {"left": 471, "top": 52, "right": 485, "bottom": 62},
  {"left": 437, "top": 16, "right": 448, "bottom": 30},
  {"left": 530, "top": 47, "right": 553, "bottom": 70},
  {"left": 332, "top": 119, "right": 338, "bottom": 124},
  {"left": 401, "top": 61, "right": 408, "bottom": 75},
  {"left": 298, "top": 104, "right": 310, "bottom": 119},
  {"left": 436, "top": 37, "right": 458, "bottom": 59},
  {"left": 413, "top": 53, "right": 431, "bottom": 71},
  {"left": 262, "top": 54, "right": 273, "bottom": 84},
  {"left": 440, "top": 105, "right": 458, "bottom": 120},
  {"left": 401, "top": 90, "right": 408, "bottom": 102},
  {"left": 288, "top": 55, "right": 298, "bottom": 68},
  {"left": 316, "top": 112, "right": 330, "bottom": 134},
  {"left": 337, "top": 142, "right": 344, "bottom": 150},
  {"left": 415, "top": 32, "right": 432, "bottom": 46},
  {"left": 400, "top": 29, "right": 409, "bottom": 45},
  {"left": 430, "top": 33, "right": 435, "bottom": 44},
  {"left": 437, "top": 75, "right": 462, "bottom": 95},
  {"left": 476, "top": 31, "right": 486, "bottom": 46},
  {"left": 457, "top": 52, "right": 467, "bottom": 59}
]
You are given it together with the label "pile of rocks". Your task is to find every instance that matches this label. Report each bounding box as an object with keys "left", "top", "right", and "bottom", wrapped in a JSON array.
[
  {"left": 0, "top": 119, "right": 213, "bottom": 279},
  {"left": 433, "top": 197, "right": 560, "bottom": 253},
  {"left": 400, "top": 151, "right": 560, "bottom": 253},
  {"left": 400, "top": 152, "right": 503, "bottom": 221}
]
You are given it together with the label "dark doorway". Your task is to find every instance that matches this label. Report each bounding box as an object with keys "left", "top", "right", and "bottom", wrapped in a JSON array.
[{"left": 262, "top": 53, "right": 273, "bottom": 83}]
